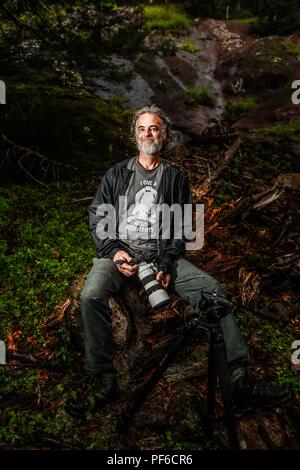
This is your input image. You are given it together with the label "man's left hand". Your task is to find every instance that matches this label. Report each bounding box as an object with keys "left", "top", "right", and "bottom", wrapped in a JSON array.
[{"left": 156, "top": 271, "right": 171, "bottom": 289}]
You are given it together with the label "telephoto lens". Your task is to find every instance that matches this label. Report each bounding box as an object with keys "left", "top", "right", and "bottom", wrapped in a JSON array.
[{"left": 137, "top": 262, "right": 170, "bottom": 310}]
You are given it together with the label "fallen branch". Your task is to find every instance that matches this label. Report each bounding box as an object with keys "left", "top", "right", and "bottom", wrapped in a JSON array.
[
  {"left": 163, "top": 359, "right": 207, "bottom": 383},
  {"left": 0, "top": 134, "right": 78, "bottom": 185},
  {"left": 252, "top": 182, "right": 285, "bottom": 210},
  {"left": 39, "top": 434, "right": 81, "bottom": 450},
  {"left": 198, "top": 137, "right": 242, "bottom": 197},
  {"left": 40, "top": 298, "right": 71, "bottom": 330},
  {"left": 271, "top": 215, "right": 293, "bottom": 247}
]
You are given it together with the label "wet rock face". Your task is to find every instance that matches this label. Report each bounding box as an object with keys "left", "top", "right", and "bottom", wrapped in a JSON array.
[
  {"left": 86, "top": 24, "right": 224, "bottom": 140},
  {"left": 218, "top": 39, "right": 294, "bottom": 94},
  {"left": 86, "top": 55, "right": 156, "bottom": 109}
]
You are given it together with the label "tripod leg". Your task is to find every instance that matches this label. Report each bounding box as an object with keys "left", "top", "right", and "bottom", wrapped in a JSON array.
[
  {"left": 213, "top": 329, "right": 240, "bottom": 450},
  {"left": 118, "top": 331, "right": 191, "bottom": 432},
  {"left": 203, "top": 330, "right": 218, "bottom": 442}
]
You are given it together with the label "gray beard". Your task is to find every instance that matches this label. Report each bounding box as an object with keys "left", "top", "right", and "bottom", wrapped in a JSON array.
[{"left": 137, "top": 138, "right": 163, "bottom": 156}]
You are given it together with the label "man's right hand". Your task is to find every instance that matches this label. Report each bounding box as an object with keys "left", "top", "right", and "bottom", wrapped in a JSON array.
[{"left": 113, "top": 250, "right": 138, "bottom": 277}]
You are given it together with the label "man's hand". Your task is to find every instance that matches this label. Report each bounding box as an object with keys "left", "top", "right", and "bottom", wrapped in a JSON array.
[
  {"left": 156, "top": 271, "right": 171, "bottom": 289},
  {"left": 113, "top": 250, "right": 138, "bottom": 277}
]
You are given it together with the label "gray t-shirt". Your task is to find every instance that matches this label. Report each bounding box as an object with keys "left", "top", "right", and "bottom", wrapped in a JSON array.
[{"left": 119, "top": 157, "right": 163, "bottom": 261}]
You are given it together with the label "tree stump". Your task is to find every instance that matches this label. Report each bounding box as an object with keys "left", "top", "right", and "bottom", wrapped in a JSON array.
[{"left": 67, "top": 271, "right": 208, "bottom": 391}]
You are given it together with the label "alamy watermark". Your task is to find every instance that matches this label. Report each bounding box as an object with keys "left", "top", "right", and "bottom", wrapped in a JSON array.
[
  {"left": 0, "top": 80, "right": 6, "bottom": 104},
  {"left": 291, "top": 80, "right": 300, "bottom": 104},
  {"left": 291, "top": 340, "right": 300, "bottom": 366},
  {"left": 95, "top": 197, "right": 204, "bottom": 250}
]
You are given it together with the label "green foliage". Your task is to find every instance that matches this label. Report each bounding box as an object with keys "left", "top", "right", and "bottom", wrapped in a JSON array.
[
  {"left": 223, "top": 97, "right": 256, "bottom": 121},
  {"left": 0, "top": 178, "right": 104, "bottom": 447},
  {"left": 101, "top": 1, "right": 118, "bottom": 11},
  {"left": 285, "top": 41, "right": 300, "bottom": 61},
  {"left": 87, "top": 430, "right": 114, "bottom": 450},
  {"left": 157, "top": 38, "right": 177, "bottom": 56},
  {"left": 186, "top": 0, "right": 300, "bottom": 35},
  {"left": 250, "top": 16, "right": 300, "bottom": 37},
  {"left": 0, "top": 369, "right": 38, "bottom": 396},
  {"left": 0, "top": 195, "right": 11, "bottom": 215},
  {"left": 0, "top": 409, "right": 44, "bottom": 446},
  {"left": 0, "top": 1, "right": 144, "bottom": 66},
  {"left": 234, "top": 310, "right": 300, "bottom": 392},
  {"left": 191, "top": 351, "right": 206, "bottom": 361},
  {"left": 180, "top": 39, "right": 199, "bottom": 53},
  {"left": 260, "top": 322, "right": 300, "bottom": 391},
  {"left": 111, "top": 93, "right": 126, "bottom": 108},
  {"left": 228, "top": 17, "right": 258, "bottom": 24},
  {"left": 0, "top": 370, "right": 73, "bottom": 446},
  {"left": 163, "top": 430, "right": 201, "bottom": 451},
  {"left": 105, "top": 25, "right": 146, "bottom": 54},
  {"left": 2, "top": 84, "right": 132, "bottom": 168},
  {"left": 0, "top": 182, "right": 94, "bottom": 346},
  {"left": 184, "top": 87, "right": 216, "bottom": 108},
  {"left": 144, "top": 5, "right": 191, "bottom": 32},
  {"left": 257, "top": 121, "right": 300, "bottom": 138}
]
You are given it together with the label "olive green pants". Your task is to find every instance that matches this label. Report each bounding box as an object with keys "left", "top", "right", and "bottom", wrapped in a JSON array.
[{"left": 80, "top": 257, "right": 248, "bottom": 375}]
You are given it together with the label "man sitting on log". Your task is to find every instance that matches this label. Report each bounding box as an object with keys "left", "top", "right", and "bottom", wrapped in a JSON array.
[{"left": 66, "top": 105, "right": 292, "bottom": 417}]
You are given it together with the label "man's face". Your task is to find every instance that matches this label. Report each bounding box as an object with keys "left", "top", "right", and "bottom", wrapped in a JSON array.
[{"left": 135, "top": 113, "right": 166, "bottom": 156}]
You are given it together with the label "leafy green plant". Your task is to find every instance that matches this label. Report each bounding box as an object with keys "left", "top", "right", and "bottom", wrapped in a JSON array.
[
  {"left": 0, "top": 410, "right": 45, "bottom": 446},
  {"left": 184, "top": 87, "right": 216, "bottom": 108},
  {"left": 144, "top": 5, "right": 191, "bottom": 32},
  {"left": 223, "top": 97, "right": 256, "bottom": 121},
  {"left": 0, "top": 182, "right": 94, "bottom": 348},
  {"left": 180, "top": 39, "right": 199, "bottom": 53},
  {"left": 285, "top": 41, "right": 300, "bottom": 61}
]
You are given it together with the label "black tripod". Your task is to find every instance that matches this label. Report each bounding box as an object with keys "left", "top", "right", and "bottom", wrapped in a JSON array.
[{"left": 118, "top": 292, "right": 240, "bottom": 449}]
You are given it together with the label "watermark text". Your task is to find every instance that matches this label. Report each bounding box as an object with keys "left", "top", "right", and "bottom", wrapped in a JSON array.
[
  {"left": 291, "top": 80, "right": 300, "bottom": 104},
  {"left": 95, "top": 198, "right": 204, "bottom": 250},
  {"left": 0, "top": 80, "right": 6, "bottom": 104}
]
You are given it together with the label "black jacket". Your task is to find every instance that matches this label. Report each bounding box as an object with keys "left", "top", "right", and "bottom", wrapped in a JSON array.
[{"left": 89, "top": 158, "right": 192, "bottom": 268}]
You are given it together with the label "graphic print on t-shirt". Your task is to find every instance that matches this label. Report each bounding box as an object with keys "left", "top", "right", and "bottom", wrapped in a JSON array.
[{"left": 126, "top": 181, "right": 158, "bottom": 238}]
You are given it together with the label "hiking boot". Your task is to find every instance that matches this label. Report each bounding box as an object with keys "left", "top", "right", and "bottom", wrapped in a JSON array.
[
  {"left": 231, "top": 368, "right": 293, "bottom": 410},
  {"left": 65, "top": 372, "right": 119, "bottom": 419}
]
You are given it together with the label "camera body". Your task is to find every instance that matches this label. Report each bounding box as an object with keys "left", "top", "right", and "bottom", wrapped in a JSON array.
[{"left": 137, "top": 261, "right": 170, "bottom": 310}]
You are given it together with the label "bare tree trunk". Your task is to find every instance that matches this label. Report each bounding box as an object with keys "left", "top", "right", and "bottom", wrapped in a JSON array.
[{"left": 226, "top": 0, "right": 230, "bottom": 19}]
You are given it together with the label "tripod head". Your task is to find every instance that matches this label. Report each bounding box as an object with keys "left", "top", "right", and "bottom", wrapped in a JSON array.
[
  {"left": 201, "top": 291, "right": 233, "bottom": 310},
  {"left": 188, "top": 291, "right": 233, "bottom": 331}
]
